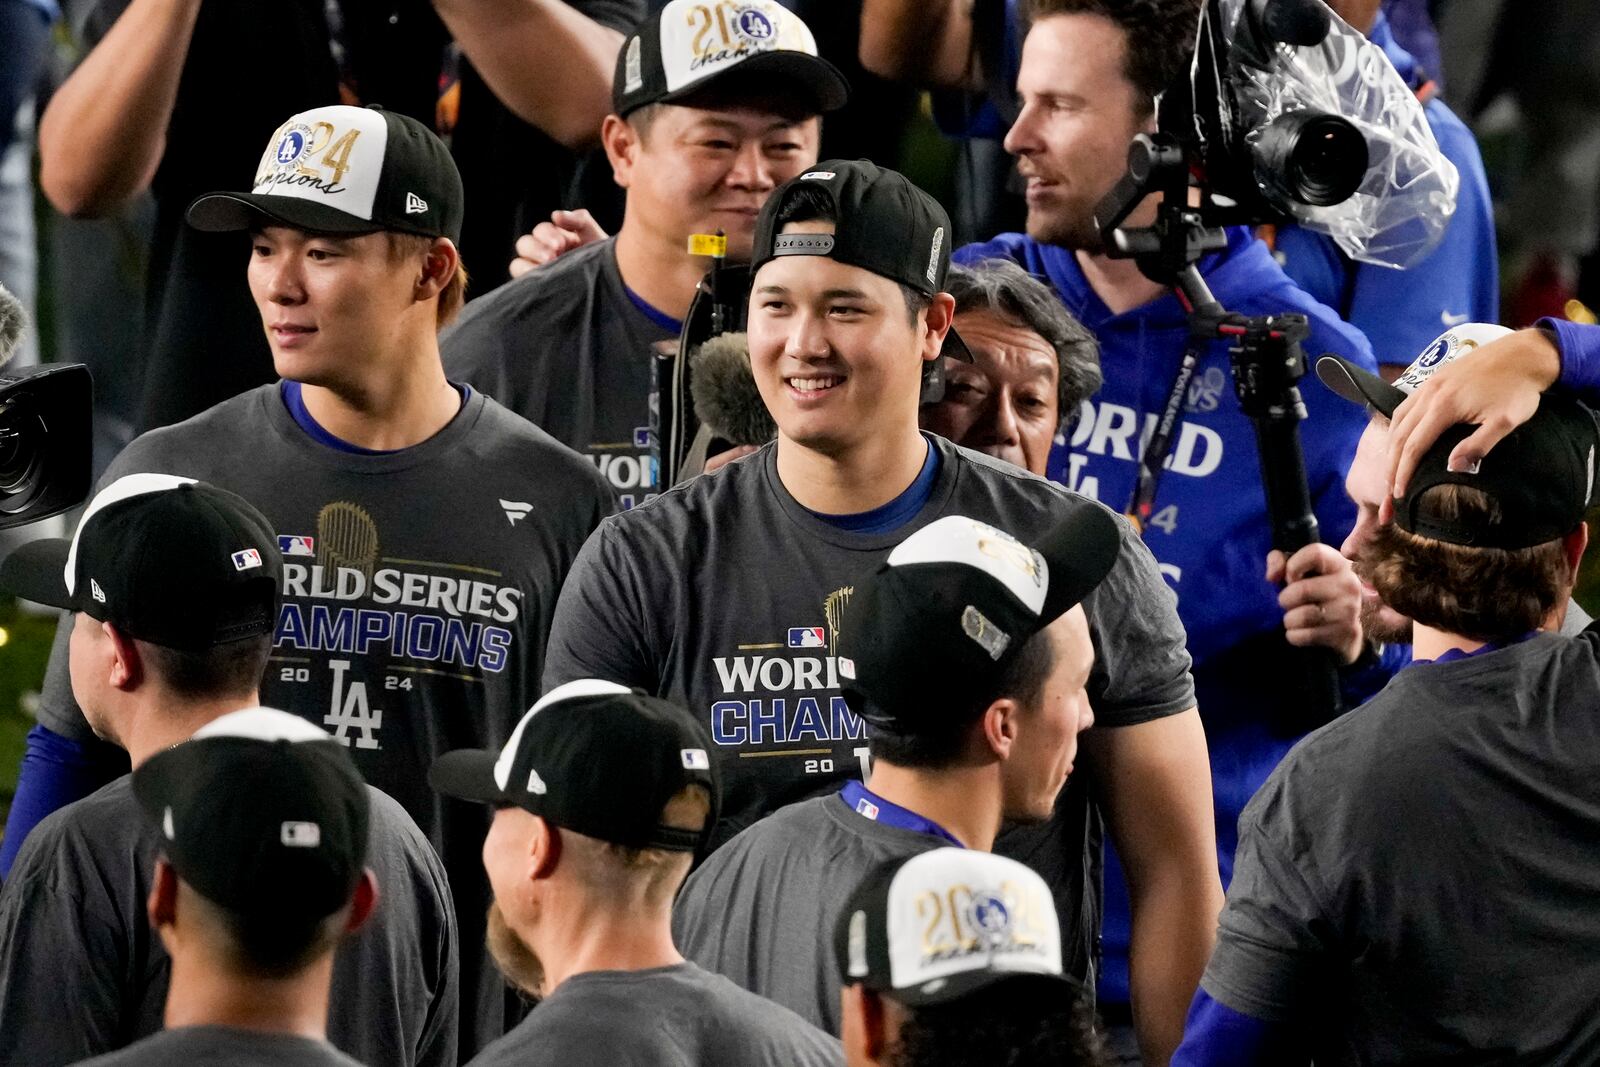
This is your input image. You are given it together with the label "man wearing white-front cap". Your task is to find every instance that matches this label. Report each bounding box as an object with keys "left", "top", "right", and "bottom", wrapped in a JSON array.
[
  {"left": 837, "top": 848, "right": 1107, "bottom": 1066},
  {"left": 3, "top": 105, "right": 613, "bottom": 1056},
  {"left": 672, "top": 509, "right": 1117, "bottom": 1035},
  {"left": 0, "top": 476, "right": 457, "bottom": 1067}
]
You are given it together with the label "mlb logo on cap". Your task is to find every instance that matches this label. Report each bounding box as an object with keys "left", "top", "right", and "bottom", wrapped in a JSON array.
[
  {"left": 788, "top": 626, "right": 825, "bottom": 648},
  {"left": 232, "top": 549, "right": 262, "bottom": 571}
]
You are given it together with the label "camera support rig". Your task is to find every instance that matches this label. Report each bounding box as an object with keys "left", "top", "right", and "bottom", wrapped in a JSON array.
[{"left": 1097, "top": 132, "right": 1344, "bottom": 729}]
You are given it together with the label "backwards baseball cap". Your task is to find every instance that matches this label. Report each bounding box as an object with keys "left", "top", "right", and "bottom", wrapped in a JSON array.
[
  {"left": 752, "top": 160, "right": 973, "bottom": 360},
  {"left": 132, "top": 708, "right": 371, "bottom": 925},
  {"left": 837, "top": 848, "right": 1071, "bottom": 1005},
  {"left": 838, "top": 508, "right": 1119, "bottom": 730},
  {"left": 429, "top": 679, "right": 720, "bottom": 853},
  {"left": 188, "top": 105, "right": 463, "bottom": 243},
  {"left": 1318, "top": 324, "right": 1600, "bottom": 548},
  {"left": 613, "top": 0, "right": 848, "bottom": 117},
  {"left": 0, "top": 474, "right": 280, "bottom": 651}
]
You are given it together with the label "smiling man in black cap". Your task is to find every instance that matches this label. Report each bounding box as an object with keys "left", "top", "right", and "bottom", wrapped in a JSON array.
[
  {"left": 431, "top": 678, "right": 842, "bottom": 1067},
  {"left": 5, "top": 102, "right": 611, "bottom": 1055},
  {"left": 0, "top": 475, "right": 457, "bottom": 1067},
  {"left": 670, "top": 509, "right": 1116, "bottom": 1033},
  {"left": 545, "top": 159, "right": 1219, "bottom": 1026},
  {"left": 837, "top": 848, "right": 1107, "bottom": 1067},
  {"left": 1174, "top": 358, "right": 1600, "bottom": 1062}
]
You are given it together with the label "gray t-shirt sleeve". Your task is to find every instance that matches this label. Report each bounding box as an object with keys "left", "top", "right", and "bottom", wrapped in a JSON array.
[
  {"left": 1083, "top": 514, "right": 1196, "bottom": 726},
  {"left": 0, "top": 816, "right": 129, "bottom": 1063},
  {"left": 541, "top": 518, "right": 658, "bottom": 691},
  {"left": 1198, "top": 788, "right": 1334, "bottom": 1021}
]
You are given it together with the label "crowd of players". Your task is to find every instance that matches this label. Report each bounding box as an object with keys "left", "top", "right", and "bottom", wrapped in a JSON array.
[{"left": 2, "top": 0, "right": 1599, "bottom": 1064}]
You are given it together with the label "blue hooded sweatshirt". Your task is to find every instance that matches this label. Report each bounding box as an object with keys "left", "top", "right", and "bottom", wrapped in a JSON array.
[{"left": 956, "top": 227, "right": 1393, "bottom": 1004}]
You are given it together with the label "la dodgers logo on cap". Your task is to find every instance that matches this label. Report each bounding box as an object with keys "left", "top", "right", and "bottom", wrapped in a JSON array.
[{"left": 253, "top": 106, "right": 389, "bottom": 222}]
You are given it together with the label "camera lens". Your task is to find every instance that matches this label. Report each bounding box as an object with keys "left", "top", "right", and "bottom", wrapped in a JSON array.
[
  {"left": 0, "top": 394, "right": 47, "bottom": 516},
  {"left": 1253, "top": 110, "right": 1368, "bottom": 208}
]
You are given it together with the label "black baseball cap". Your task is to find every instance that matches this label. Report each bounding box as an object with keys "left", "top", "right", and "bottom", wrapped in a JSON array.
[
  {"left": 1392, "top": 393, "right": 1600, "bottom": 549},
  {"left": 752, "top": 160, "right": 973, "bottom": 360},
  {"left": 132, "top": 708, "right": 371, "bottom": 925},
  {"left": 838, "top": 508, "right": 1120, "bottom": 731},
  {"left": 0, "top": 474, "right": 280, "bottom": 651},
  {"left": 837, "top": 848, "right": 1074, "bottom": 1005},
  {"left": 429, "top": 679, "right": 720, "bottom": 853},
  {"left": 613, "top": 0, "right": 848, "bottom": 118},
  {"left": 188, "top": 105, "right": 463, "bottom": 243}
]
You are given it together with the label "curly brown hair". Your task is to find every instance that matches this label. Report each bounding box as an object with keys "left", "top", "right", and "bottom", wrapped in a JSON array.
[{"left": 1368, "top": 484, "right": 1575, "bottom": 641}]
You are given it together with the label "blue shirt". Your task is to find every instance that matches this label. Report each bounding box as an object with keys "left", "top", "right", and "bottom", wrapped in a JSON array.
[
  {"left": 957, "top": 227, "right": 1386, "bottom": 1004},
  {"left": 805, "top": 437, "right": 941, "bottom": 535},
  {"left": 1270, "top": 14, "right": 1498, "bottom": 367}
]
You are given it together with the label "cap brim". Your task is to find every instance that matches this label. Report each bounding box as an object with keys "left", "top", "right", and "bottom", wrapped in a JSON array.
[
  {"left": 1033, "top": 502, "right": 1122, "bottom": 624},
  {"left": 427, "top": 749, "right": 510, "bottom": 805},
  {"left": 892, "top": 968, "right": 1081, "bottom": 1008},
  {"left": 0, "top": 538, "right": 72, "bottom": 610},
  {"left": 187, "top": 192, "right": 382, "bottom": 237},
  {"left": 940, "top": 324, "right": 974, "bottom": 363},
  {"left": 1315, "top": 355, "right": 1406, "bottom": 418},
  {"left": 660, "top": 51, "right": 850, "bottom": 114}
]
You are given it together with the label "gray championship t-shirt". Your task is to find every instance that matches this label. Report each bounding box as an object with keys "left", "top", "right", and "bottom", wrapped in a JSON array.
[
  {"left": 35, "top": 384, "right": 612, "bottom": 1053},
  {"left": 0, "top": 778, "right": 456, "bottom": 1067},
  {"left": 73, "top": 1026, "right": 365, "bottom": 1067},
  {"left": 442, "top": 239, "right": 678, "bottom": 509},
  {"left": 545, "top": 436, "right": 1195, "bottom": 982},
  {"left": 466, "top": 961, "right": 842, "bottom": 1067},
  {"left": 673, "top": 794, "right": 955, "bottom": 1034},
  {"left": 1201, "top": 632, "right": 1600, "bottom": 1063}
]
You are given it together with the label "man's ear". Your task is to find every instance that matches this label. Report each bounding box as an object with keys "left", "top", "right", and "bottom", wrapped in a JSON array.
[
  {"left": 106, "top": 623, "right": 143, "bottom": 692},
  {"left": 148, "top": 857, "right": 179, "bottom": 932},
  {"left": 345, "top": 869, "right": 380, "bottom": 935},
  {"left": 530, "top": 816, "right": 562, "bottom": 881},
  {"left": 845, "top": 984, "right": 891, "bottom": 1061},
  {"left": 980, "top": 696, "right": 1020, "bottom": 761},
  {"left": 1564, "top": 521, "right": 1589, "bottom": 579},
  {"left": 922, "top": 293, "right": 957, "bottom": 365},
  {"left": 416, "top": 238, "right": 459, "bottom": 300},
  {"left": 600, "top": 114, "right": 641, "bottom": 190}
]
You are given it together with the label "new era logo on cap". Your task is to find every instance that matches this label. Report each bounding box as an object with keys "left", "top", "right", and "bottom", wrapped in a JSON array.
[
  {"left": 405, "top": 192, "right": 428, "bottom": 214},
  {"left": 90, "top": 578, "right": 106, "bottom": 603}
]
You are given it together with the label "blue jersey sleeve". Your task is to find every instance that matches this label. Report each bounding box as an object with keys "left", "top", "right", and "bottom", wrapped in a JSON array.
[
  {"left": 0, "top": 725, "right": 124, "bottom": 879},
  {"left": 1546, "top": 318, "right": 1600, "bottom": 398},
  {"left": 1171, "top": 990, "right": 1309, "bottom": 1067}
]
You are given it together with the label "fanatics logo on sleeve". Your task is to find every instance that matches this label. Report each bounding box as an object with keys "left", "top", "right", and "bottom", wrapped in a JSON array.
[
  {"left": 232, "top": 549, "right": 263, "bottom": 571},
  {"left": 500, "top": 499, "right": 535, "bottom": 526},
  {"left": 788, "top": 626, "right": 826, "bottom": 648}
]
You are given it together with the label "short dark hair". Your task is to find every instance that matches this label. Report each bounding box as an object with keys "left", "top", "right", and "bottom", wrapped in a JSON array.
[
  {"left": 138, "top": 633, "right": 273, "bottom": 701},
  {"left": 1027, "top": 0, "right": 1201, "bottom": 114},
  {"left": 187, "top": 884, "right": 348, "bottom": 980},
  {"left": 887, "top": 976, "right": 1108, "bottom": 1067},
  {"left": 869, "top": 624, "right": 1056, "bottom": 769},
  {"left": 773, "top": 184, "right": 931, "bottom": 322},
  {"left": 946, "top": 261, "right": 1103, "bottom": 428},
  {"left": 1367, "top": 484, "right": 1575, "bottom": 641}
]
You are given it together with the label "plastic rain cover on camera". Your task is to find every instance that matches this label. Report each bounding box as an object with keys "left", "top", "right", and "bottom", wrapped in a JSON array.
[{"left": 1217, "top": 0, "right": 1457, "bottom": 268}]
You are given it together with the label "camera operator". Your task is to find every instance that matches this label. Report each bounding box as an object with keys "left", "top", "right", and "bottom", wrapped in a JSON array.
[
  {"left": 858, "top": 0, "right": 1499, "bottom": 379},
  {"left": 951, "top": 1, "right": 1382, "bottom": 1056},
  {"left": 1174, "top": 355, "right": 1600, "bottom": 1064}
]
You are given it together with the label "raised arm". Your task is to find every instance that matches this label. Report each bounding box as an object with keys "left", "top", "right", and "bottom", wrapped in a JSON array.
[
  {"left": 430, "top": 0, "right": 634, "bottom": 149},
  {"left": 1082, "top": 708, "right": 1223, "bottom": 1067},
  {"left": 858, "top": 0, "right": 981, "bottom": 89},
  {"left": 38, "top": 0, "right": 204, "bottom": 217}
]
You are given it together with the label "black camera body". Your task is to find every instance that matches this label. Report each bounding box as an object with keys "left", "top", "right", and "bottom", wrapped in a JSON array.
[{"left": 0, "top": 364, "right": 93, "bottom": 531}]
